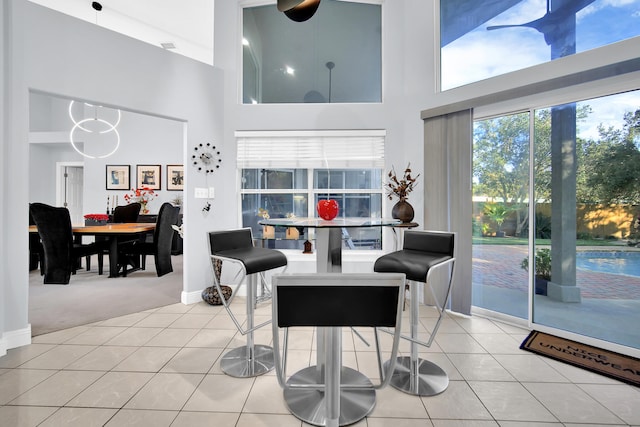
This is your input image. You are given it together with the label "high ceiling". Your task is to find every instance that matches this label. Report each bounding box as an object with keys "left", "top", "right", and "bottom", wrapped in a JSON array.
[{"left": 27, "top": 0, "right": 214, "bottom": 64}]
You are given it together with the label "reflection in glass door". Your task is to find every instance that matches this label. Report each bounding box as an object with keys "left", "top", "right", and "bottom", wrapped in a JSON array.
[{"left": 472, "top": 112, "right": 530, "bottom": 319}]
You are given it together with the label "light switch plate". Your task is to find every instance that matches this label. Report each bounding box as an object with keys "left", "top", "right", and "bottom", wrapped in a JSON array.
[
  {"left": 208, "top": 187, "right": 215, "bottom": 198},
  {"left": 194, "top": 187, "right": 208, "bottom": 199}
]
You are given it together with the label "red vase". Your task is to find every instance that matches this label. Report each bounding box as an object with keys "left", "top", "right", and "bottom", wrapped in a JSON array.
[{"left": 317, "top": 199, "right": 339, "bottom": 220}]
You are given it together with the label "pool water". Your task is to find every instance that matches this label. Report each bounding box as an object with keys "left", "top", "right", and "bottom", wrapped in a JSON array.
[{"left": 577, "top": 251, "right": 640, "bottom": 277}]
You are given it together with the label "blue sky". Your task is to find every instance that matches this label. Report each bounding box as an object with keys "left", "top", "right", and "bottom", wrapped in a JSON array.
[
  {"left": 443, "top": 0, "right": 640, "bottom": 139},
  {"left": 441, "top": 0, "right": 640, "bottom": 90}
]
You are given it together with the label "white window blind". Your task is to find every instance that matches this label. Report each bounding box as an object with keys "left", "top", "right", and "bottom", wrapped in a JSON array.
[{"left": 236, "top": 130, "right": 386, "bottom": 169}]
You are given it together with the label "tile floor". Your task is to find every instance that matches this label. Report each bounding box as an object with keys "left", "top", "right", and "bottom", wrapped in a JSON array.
[{"left": 1, "top": 297, "right": 640, "bottom": 426}]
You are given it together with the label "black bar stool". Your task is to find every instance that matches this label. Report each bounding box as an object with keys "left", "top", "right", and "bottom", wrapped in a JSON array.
[
  {"left": 208, "top": 228, "right": 287, "bottom": 377},
  {"left": 373, "top": 230, "right": 456, "bottom": 396},
  {"left": 272, "top": 273, "right": 405, "bottom": 427}
]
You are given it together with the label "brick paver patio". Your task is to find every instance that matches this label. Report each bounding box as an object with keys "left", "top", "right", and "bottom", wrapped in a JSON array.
[{"left": 473, "top": 244, "right": 640, "bottom": 299}]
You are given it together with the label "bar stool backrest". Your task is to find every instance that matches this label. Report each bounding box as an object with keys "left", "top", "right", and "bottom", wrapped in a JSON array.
[
  {"left": 275, "top": 275, "right": 403, "bottom": 328},
  {"left": 208, "top": 228, "right": 253, "bottom": 254},
  {"left": 404, "top": 230, "right": 454, "bottom": 257},
  {"left": 272, "top": 273, "right": 405, "bottom": 390}
]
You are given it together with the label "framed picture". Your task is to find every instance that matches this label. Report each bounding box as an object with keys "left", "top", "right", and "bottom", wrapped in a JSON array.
[
  {"left": 167, "top": 164, "right": 184, "bottom": 191},
  {"left": 136, "top": 164, "right": 161, "bottom": 190},
  {"left": 106, "top": 165, "right": 130, "bottom": 190}
]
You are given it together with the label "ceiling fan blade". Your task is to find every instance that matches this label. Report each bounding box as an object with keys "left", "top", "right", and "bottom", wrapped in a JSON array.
[{"left": 487, "top": 24, "right": 526, "bottom": 30}]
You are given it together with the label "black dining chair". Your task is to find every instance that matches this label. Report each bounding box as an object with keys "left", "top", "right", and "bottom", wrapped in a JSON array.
[
  {"left": 113, "top": 203, "right": 142, "bottom": 223},
  {"left": 272, "top": 273, "right": 405, "bottom": 427},
  {"left": 29, "top": 209, "right": 44, "bottom": 272},
  {"left": 29, "top": 202, "right": 103, "bottom": 284},
  {"left": 119, "top": 202, "right": 180, "bottom": 277},
  {"left": 96, "top": 203, "right": 142, "bottom": 273}
]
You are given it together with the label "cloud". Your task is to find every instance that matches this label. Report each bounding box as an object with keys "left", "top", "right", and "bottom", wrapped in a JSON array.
[{"left": 577, "top": 92, "right": 640, "bottom": 140}]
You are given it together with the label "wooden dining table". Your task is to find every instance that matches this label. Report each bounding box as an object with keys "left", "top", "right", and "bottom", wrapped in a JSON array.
[{"left": 29, "top": 223, "right": 156, "bottom": 278}]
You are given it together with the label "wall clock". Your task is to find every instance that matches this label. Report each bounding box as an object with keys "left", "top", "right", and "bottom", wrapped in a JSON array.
[{"left": 191, "top": 142, "right": 222, "bottom": 174}]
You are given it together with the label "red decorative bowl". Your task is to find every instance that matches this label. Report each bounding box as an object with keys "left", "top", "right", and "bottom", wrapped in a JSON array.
[{"left": 317, "top": 199, "right": 339, "bottom": 220}]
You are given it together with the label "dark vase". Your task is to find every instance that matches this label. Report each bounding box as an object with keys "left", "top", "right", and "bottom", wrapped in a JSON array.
[{"left": 392, "top": 199, "right": 415, "bottom": 223}]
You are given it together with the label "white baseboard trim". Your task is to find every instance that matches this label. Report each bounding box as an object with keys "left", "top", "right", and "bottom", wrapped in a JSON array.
[
  {"left": 181, "top": 289, "right": 203, "bottom": 305},
  {"left": 1, "top": 325, "right": 32, "bottom": 353}
]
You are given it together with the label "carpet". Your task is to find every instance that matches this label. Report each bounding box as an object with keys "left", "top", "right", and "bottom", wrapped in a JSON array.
[
  {"left": 29, "top": 256, "right": 183, "bottom": 336},
  {"left": 520, "top": 330, "right": 640, "bottom": 387}
]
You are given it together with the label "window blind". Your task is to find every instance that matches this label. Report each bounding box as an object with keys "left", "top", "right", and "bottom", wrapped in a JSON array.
[{"left": 236, "top": 130, "right": 386, "bottom": 169}]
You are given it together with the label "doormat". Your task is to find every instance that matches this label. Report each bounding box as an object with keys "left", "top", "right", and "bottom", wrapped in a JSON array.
[{"left": 520, "top": 330, "right": 640, "bottom": 387}]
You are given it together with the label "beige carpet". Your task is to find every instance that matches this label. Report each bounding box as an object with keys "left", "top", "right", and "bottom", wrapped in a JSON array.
[{"left": 29, "top": 256, "right": 183, "bottom": 336}]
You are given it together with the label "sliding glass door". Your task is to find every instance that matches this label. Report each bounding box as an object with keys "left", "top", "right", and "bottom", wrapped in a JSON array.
[
  {"left": 472, "top": 112, "right": 530, "bottom": 319},
  {"left": 532, "top": 91, "right": 640, "bottom": 349},
  {"left": 472, "top": 89, "right": 640, "bottom": 351}
]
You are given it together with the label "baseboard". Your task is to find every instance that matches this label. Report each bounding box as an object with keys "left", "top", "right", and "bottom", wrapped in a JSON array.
[
  {"left": 1, "top": 325, "right": 33, "bottom": 353},
  {"left": 181, "top": 289, "right": 203, "bottom": 305}
]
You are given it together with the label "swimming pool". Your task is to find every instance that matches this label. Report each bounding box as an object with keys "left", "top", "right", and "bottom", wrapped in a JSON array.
[{"left": 577, "top": 251, "right": 640, "bottom": 277}]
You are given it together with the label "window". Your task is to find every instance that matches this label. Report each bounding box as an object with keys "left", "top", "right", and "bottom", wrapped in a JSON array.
[
  {"left": 242, "top": 1, "right": 382, "bottom": 104},
  {"left": 238, "top": 131, "right": 385, "bottom": 250},
  {"left": 441, "top": 0, "right": 640, "bottom": 90}
]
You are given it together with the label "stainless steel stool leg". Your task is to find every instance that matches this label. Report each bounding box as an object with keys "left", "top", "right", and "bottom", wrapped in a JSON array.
[
  {"left": 220, "top": 273, "right": 275, "bottom": 377},
  {"left": 385, "top": 280, "right": 449, "bottom": 396}
]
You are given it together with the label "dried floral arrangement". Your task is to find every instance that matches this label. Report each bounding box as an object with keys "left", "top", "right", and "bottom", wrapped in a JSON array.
[{"left": 385, "top": 163, "right": 420, "bottom": 200}]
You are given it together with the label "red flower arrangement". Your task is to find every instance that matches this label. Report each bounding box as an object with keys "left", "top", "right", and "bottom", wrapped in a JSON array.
[
  {"left": 84, "top": 213, "right": 110, "bottom": 221},
  {"left": 124, "top": 186, "right": 157, "bottom": 214}
]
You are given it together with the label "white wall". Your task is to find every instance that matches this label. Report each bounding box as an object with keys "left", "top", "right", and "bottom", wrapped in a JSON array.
[
  {"left": 213, "top": 0, "right": 434, "bottom": 225},
  {"left": 1, "top": 0, "right": 8, "bottom": 356},
  {"left": 29, "top": 95, "right": 184, "bottom": 214},
  {"left": 1, "top": 0, "right": 224, "bottom": 351},
  {"left": 2, "top": 0, "right": 441, "bottom": 352}
]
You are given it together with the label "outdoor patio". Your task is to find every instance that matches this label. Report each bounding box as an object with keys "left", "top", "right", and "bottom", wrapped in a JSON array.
[{"left": 472, "top": 244, "right": 640, "bottom": 349}]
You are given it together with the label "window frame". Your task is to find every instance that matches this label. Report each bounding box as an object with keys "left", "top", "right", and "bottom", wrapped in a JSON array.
[{"left": 237, "top": 130, "right": 388, "bottom": 251}]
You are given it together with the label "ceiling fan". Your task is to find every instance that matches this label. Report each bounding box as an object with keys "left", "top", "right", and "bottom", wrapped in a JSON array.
[
  {"left": 277, "top": 0, "right": 321, "bottom": 22},
  {"left": 487, "top": 0, "right": 595, "bottom": 45}
]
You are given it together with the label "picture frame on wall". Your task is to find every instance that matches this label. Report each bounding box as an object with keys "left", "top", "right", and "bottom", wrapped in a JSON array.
[
  {"left": 167, "top": 165, "right": 184, "bottom": 191},
  {"left": 106, "top": 165, "right": 130, "bottom": 190},
  {"left": 136, "top": 164, "right": 161, "bottom": 190}
]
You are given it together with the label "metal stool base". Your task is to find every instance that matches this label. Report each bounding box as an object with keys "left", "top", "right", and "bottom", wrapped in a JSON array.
[
  {"left": 283, "top": 366, "right": 376, "bottom": 426},
  {"left": 220, "top": 344, "right": 274, "bottom": 378},
  {"left": 384, "top": 356, "right": 449, "bottom": 396}
]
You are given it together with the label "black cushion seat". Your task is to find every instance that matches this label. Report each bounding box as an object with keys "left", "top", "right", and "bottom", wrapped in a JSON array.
[
  {"left": 374, "top": 250, "right": 452, "bottom": 282},
  {"left": 374, "top": 230, "right": 455, "bottom": 281},
  {"left": 215, "top": 246, "right": 287, "bottom": 275}
]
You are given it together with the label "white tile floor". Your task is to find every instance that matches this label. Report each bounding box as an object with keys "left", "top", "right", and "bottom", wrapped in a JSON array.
[{"left": 1, "top": 298, "right": 640, "bottom": 426}]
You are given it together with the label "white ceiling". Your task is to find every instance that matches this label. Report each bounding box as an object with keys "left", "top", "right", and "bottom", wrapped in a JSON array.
[{"left": 27, "top": 0, "right": 214, "bottom": 65}]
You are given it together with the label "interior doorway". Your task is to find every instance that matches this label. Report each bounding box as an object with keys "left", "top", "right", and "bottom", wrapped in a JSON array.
[{"left": 57, "top": 162, "right": 84, "bottom": 224}]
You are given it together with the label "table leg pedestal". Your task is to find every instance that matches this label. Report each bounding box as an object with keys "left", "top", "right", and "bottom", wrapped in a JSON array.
[
  {"left": 284, "top": 366, "right": 375, "bottom": 427},
  {"left": 284, "top": 327, "right": 375, "bottom": 427}
]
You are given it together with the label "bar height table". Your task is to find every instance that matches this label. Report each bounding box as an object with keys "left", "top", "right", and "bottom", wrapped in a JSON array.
[{"left": 259, "top": 217, "right": 401, "bottom": 426}]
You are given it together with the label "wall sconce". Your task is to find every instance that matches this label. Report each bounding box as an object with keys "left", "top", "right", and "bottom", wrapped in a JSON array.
[{"left": 277, "top": 0, "right": 321, "bottom": 22}]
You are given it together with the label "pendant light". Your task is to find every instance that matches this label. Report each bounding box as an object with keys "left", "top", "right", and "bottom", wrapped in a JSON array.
[
  {"left": 277, "top": 0, "right": 321, "bottom": 22},
  {"left": 67, "top": 1, "right": 121, "bottom": 159}
]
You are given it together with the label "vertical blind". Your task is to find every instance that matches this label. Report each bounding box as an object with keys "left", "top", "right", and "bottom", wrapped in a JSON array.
[{"left": 236, "top": 130, "right": 386, "bottom": 169}]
